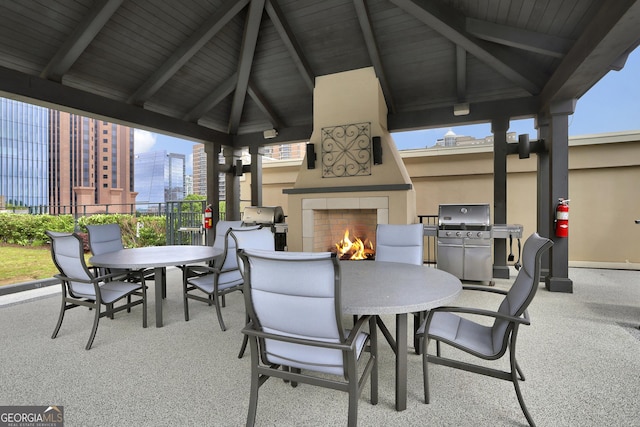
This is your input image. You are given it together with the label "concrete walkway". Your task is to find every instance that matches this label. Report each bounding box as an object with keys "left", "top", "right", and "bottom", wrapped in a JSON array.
[{"left": 0, "top": 266, "right": 638, "bottom": 426}]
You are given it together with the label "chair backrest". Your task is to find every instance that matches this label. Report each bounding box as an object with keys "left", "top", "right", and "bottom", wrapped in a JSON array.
[
  {"left": 229, "top": 227, "right": 275, "bottom": 277},
  {"left": 46, "top": 231, "right": 96, "bottom": 297},
  {"left": 375, "top": 223, "right": 424, "bottom": 265},
  {"left": 492, "top": 233, "right": 553, "bottom": 351},
  {"left": 212, "top": 220, "right": 243, "bottom": 252},
  {"left": 239, "top": 249, "right": 346, "bottom": 375},
  {"left": 86, "top": 223, "right": 124, "bottom": 256}
]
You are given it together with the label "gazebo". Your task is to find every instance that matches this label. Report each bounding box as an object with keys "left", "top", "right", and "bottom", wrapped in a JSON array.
[{"left": 1, "top": 0, "right": 640, "bottom": 292}]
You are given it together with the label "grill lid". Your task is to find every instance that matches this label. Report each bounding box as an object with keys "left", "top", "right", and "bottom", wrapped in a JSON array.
[
  {"left": 438, "top": 204, "right": 491, "bottom": 229},
  {"left": 242, "top": 206, "right": 285, "bottom": 225}
]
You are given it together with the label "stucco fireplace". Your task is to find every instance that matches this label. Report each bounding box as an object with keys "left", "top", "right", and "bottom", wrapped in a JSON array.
[{"left": 284, "top": 67, "right": 416, "bottom": 252}]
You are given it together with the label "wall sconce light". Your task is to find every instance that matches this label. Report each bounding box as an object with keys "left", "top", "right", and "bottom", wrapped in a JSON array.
[
  {"left": 263, "top": 129, "right": 278, "bottom": 139},
  {"left": 306, "top": 143, "right": 316, "bottom": 169},
  {"left": 372, "top": 136, "right": 382, "bottom": 164},
  {"left": 453, "top": 103, "right": 470, "bottom": 116}
]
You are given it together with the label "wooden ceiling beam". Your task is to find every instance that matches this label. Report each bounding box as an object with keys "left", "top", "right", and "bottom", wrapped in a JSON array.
[
  {"left": 265, "top": 0, "right": 315, "bottom": 92},
  {"left": 353, "top": 0, "right": 396, "bottom": 113},
  {"left": 127, "top": 0, "right": 249, "bottom": 106},
  {"left": 539, "top": 0, "right": 640, "bottom": 109},
  {"left": 466, "top": 18, "right": 573, "bottom": 58},
  {"left": 248, "top": 81, "right": 284, "bottom": 129},
  {"left": 228, "top": 0, "right": 265, "bottom": 134},
  {"left": 0, "top": 65, "right": 231, "bottom": 145},
  {"left": 40, "top": 0, "right": 124, "bottom": 81},
  {"left": 389, "top": 0, "right": 544, "bottom": 94}
]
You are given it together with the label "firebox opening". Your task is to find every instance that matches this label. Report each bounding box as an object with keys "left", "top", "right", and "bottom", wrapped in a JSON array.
[{"left": 313, "top": 209, "right": 377, "bottom": 259}]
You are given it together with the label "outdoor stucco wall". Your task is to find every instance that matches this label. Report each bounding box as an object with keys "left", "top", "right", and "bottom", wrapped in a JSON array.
[{"left": 242, "top": 131, "right": 640, "bottom": 267}]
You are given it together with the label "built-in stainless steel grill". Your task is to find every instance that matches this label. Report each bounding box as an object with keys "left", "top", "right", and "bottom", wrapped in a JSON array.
[
  {"left": 242, "top": 206, "right": 288, "bottom": 250},
  {"left": 436, "top": 204, "right": 493, "bottom": 283}
]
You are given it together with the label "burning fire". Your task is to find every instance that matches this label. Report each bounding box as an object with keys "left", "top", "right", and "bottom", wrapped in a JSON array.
[{"left": 335, "top": 229, "right": 375, "bottom": 260}]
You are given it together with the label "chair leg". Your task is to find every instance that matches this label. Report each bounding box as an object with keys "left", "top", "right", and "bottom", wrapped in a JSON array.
[
  {"left": 510, "top": 350, "right": 535, "bottom": 426},
  {"left": 347, "top": 371, "right": 358, "bottom": 427},
  {"left": 85, "top": 303, "right": 101, "bottom": 350},
  {"left": 237, "top": 334, "right": 249, "bottom": 359},
  {"left": 246, "top": 338, "right": 260, "bottom": 427},
  {"left": 213, "top": 292, "right": 227, "bottom": 331},
  {"left": 237, "top": 313, "right": 250, "bottom": 358},
  {"left": 51, "top": 294, "right": 67, "bottom": 339}
]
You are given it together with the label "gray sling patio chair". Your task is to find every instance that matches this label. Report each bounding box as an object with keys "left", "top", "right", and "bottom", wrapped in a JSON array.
[
  {"left": 182, "top": 220, "right": 248, "bottom": 330},
  {"left": 238, "top": 249, "right": 378, "bottom": 427},
  {"left": 417, "top": 232, "right": 552, "bottom": 427},
  {"left": 228, "top": 226, "right": 275, "bottom": 358},
  {"left": 86, "top": 223, "right": 153, "bottom": 287},
  {"left": 46, "top": 231, "right": 147, "bottom": 350},
  {"left": 375, "top": 223, "right": 425, "bottom": 352}
]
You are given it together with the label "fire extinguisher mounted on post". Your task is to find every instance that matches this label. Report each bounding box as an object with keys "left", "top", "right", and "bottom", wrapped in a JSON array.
[
  {"left": 554, "top": 198, "right": 569, "bottom": 238},
  {"left": 203, "top": 204, "right": 213, "bottom": 230}
]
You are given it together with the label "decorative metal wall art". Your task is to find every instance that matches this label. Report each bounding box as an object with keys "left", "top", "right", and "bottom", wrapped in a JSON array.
[{"left": 321, "top": 122, "right": 372, "bottom": 178}]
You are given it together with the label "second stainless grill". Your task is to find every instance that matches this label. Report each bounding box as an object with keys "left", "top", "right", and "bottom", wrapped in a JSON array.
[
  {"left": 437, "top": 204, "right": 493, "bottom": 283},
  {"left": 242, "top": 206, "right": 288, "bottom": 251}
]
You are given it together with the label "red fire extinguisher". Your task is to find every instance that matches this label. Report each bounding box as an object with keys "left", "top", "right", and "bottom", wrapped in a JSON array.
[
  {"left": 203, "top": 204, "right": 213, "bottom": 229},
  {"left": 554, "top": 198, "right": 569, "bottom": 238}
]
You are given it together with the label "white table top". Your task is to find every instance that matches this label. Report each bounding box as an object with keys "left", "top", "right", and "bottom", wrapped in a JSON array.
[
  {"left": 340, "top": 261, "right": 462, "bottom": 315},
  {"left": 89, "top": 245, "right": 222, "bottom": 269}
]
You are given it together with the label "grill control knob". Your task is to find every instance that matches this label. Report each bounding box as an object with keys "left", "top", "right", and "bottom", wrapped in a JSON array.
[
  {"left": 445, "top": 231, "right": 452, "bottom": 237},
  {"left": 456, "top": 231, "right": 462, "bottom": 237},
  {"left": 467, "top": 231, "right": 473, "bottom": 238},
  {"left": 477, "top": 232, "right": 483, "bottom": 238}
]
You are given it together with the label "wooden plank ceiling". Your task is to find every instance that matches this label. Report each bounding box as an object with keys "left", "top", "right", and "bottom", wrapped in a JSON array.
[{"left": 0, "top": 0, "right": 638, "bottom": 148}]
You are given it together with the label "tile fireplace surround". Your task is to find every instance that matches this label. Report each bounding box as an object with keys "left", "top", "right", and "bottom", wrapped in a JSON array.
[{"left": 302, "top": 196, "right": 389, "bottom": 252}]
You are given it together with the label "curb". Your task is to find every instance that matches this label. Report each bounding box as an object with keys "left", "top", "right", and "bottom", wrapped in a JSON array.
[{"left": 0, "top": 277, "right": 60, "bottom": 297}]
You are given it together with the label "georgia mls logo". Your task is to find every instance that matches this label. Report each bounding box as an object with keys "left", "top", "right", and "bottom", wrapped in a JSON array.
[{"left": 0, "top": 405, "right": 64, "bottom": 427}]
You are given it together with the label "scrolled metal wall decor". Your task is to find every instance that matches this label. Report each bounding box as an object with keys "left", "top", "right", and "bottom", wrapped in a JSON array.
[{"left": 321, "top": 122, "right": 372, "bottom": 178}]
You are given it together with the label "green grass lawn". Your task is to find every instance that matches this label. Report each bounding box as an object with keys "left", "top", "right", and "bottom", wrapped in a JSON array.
[{"left": 0, "top": 244, "right": 60, "bottom": 286}]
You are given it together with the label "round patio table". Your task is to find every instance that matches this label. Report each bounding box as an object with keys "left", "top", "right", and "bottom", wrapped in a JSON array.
[
  {"left": 340, "top": 261, "right": 462, "bottom": 411},
  {"left": 90, "top": 245, "right": 222, "bottom": 327}
]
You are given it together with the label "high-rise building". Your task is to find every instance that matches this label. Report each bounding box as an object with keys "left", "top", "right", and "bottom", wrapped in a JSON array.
[
  {"left": 49, "top": 111, "right": 137, "bottom": 214},
  {"left": 0, "top": 98, "right": 49, "bottom": 209},
  {"left": 192, "top": 144, "right": 225, "bottom": 200},
  {"left": 134, "top": 150, "right": 185, "bottom": 204},
  {"left": 184, "top": 174, "right": 193, "bottom": 196}
]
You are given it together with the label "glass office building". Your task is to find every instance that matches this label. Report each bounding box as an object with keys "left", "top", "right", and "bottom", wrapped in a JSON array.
[
  {"left": 0, "top": 98, "right": 49, "bottom": 209},
  {"left": 134, "top": 150, "right": 185, "bottom": 204}
]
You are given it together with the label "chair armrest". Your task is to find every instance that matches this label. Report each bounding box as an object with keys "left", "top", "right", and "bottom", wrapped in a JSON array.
[
  {"left": 184, "top": 264, "right": 220, "bottom": 275},
  {"left": 430, "top": 305, "right": 530, "bottom": 325},
  {"left": 462, "top": 285, "right": 508, "bottom": 296},
  {"left": 242, "top": 322, "right": 358, "bottom": 352},
  {"left": 345, "top": 314, "right": 372, "bottom": 345},
  {"left": 54, "top": 273, "right": 119, "bottom": 285},
  {"left": 417, "top": 306, "right": 529, "bottom": 336}
]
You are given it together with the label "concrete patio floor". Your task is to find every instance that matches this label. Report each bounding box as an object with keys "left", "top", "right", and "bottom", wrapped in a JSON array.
[{"left": 0, "top": 266, "right": 638, "bottom": 426}]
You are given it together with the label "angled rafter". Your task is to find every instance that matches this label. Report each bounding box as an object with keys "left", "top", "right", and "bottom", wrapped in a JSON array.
[
  {"left": 40, "top": 0, "right": 124, "bottom": 81},
  {"left": 540, "top": 0, "right": 640, "bottom": 108},
  {"left": 184, "top": 73, "right": 238, "bottom": 122},
  {"left": 466, "top": 18, "right": 573, "bottom": 58},
  {"left": 0, "top": 65, "right": 230, "bottom": 144},
  {"left": 353, "top": 0, "right": 396, "bottom": 113},
  {"left": 265, "top": 0, "right": 315, "bottom": 92},
  {"left": 389, "top": 0, "right": 543, "bottom": 94},
  {"left": 128, "top": 0, "right": 250, "bottom": 106},
  {"left": 228, "top": 0, "right": 266, "bottom": 134},
  {"left": 248, "top": 81, "right": 284, "bottom": 129},
  {"left": 387, "top": 96, "right": 540, "bottom": 131}
]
